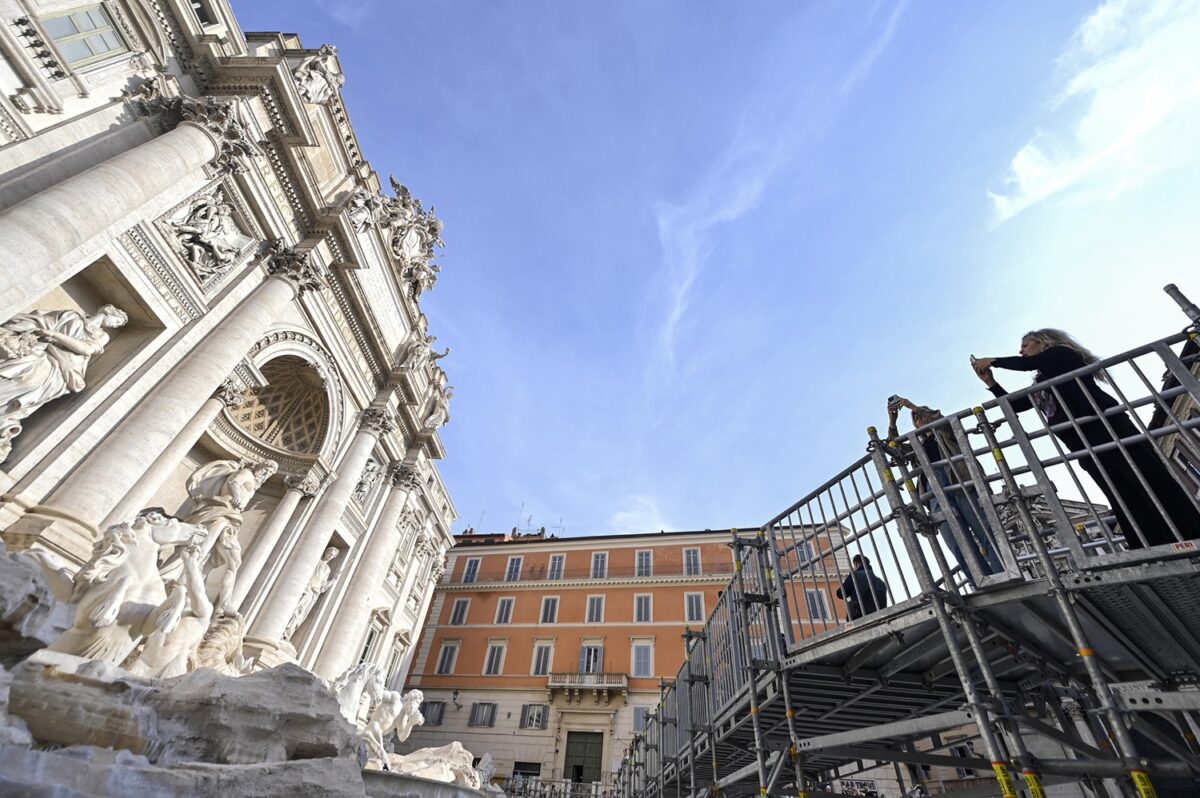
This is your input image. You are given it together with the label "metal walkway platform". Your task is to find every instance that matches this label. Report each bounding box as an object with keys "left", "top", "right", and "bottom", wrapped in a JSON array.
[{"left": 617, "top": 287, "right": 1200, "bottom": 798}]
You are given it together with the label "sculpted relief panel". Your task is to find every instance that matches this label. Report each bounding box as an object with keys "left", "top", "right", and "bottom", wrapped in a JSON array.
[{"left": 163, "top": 189, "right": 256, "bottom": 285}]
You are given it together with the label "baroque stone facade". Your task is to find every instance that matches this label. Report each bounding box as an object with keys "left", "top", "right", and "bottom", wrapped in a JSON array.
[{"left": 0, "top": 2, "right": 460, "bottom": 791}]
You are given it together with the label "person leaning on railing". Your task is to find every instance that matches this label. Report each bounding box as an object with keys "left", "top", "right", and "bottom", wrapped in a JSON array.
[
  {"left": 973, "top": 328, "right": 1200, "bottom": 549},
  {"left": 887, "top": 397, "right": 1004, "bottom": 585}
]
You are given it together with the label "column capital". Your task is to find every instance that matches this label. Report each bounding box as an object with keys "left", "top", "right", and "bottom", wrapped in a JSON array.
[
  {"left": 212, "top": 379, "right": 245, "bottom": 409},
  {"left": 360, "top": 408, "right": 396, "bottom": 437},
  {"left": 130, "top": 85, "right": 260, "bottom": 174},
  {"left": 266, "top": 241, "right": 327, "bottom": 296},
  {"left": 284, "top": 472, "right": 323, "bottom": 498},
  {"left": 386, "top": 461, "right": 421, "bottom": 491}
]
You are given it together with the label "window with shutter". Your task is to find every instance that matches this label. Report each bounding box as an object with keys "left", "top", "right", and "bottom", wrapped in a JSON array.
[
  {"left": 495, "top": 598, "right": 514, "bottom": 624},
  {"left": 635, "top": 550, "right": 653, "bottom": 577},
  {"left": 548, "top": 555, "right": 565, "bottom": 580},
  {"left": 591, "top": 552, "right": 607, "bottom": 578},
  {"left": 540, "top": 596, "right": 558, "bottom": 624},
  {"left": 462, "top": 558, "right": 480, "bottom": 583},
  {"left": 586, "top": 595, "right": 604, "bottom": 623},
  {"left": 468, "top": 702, "right": 497, "bottom": 727},
  {"left": 435, "top": 643, "right": 459, "bottom": 674},
  {"left": 505, "top": 556, "right": 522, "bottom": 581},
  {"left": 685, "top": 593, "right": 704, "bottom": 622},
  {"left": 634, "top": 594, "right": 652, "bottom": 623},
  {"left": 449, "top": 598, "right": 469, "bottom": 625},
  {"left": 684, "top": 548, "right": 702, "bottom": 576},
  {"left": 633, "top": 643, "right": 652, "bottom": 677},
  {"left": 483, "top": 643, "right": 506, "bottom": 675},
  {"left": 532, "top": 643, "right": 553, "bottom": 675}
]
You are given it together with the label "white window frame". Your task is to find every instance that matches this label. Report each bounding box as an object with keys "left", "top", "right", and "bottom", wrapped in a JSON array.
[
  {"left": 635, "top": 549, "right": 653, "bottom": 577},
  {"left": 547, "top": 553, "right": 565, "bottom": 580},
  {"left": 468, "top": 702, "right": 497, "bottom": 727},
  {"left": 586, "top": 594, "right": 605, "bottom": 623},
  {"left": 683, "top": 547, "right": 702, "bottom": 576},
  {"left": 520, "top": 703, "right": 549, "bottom": 729},
  {"left": 483, "top": 641, "right": 507, "bottom": 676},
  {"left": 540, "top": 595, "right": 559, "bottom": 624},
  {"left": 505, "top": 556, "right": 523, "bottom": 582},
  {"left": 634, "top": 593, "right": 653, "bottom": 623},
  {"left": 462, "top": 557, "right": 481, "bottom": 584},
  {"left": 684, "top": 592, "right": 705, "bottom": 623},
  {"left": 580, "top": 642, "right": 604, "bottom": 674},
  {"left": 495, "top": 597, "right": 515, "bottom": 625},
  {"left": 805, "top": 588, "right": 832, "bottom": 621},
  {"left": 591, "top": 551, "right": 608, "bottom": 579},
  {"left": 531, "top": 642, "right": 555, "bottom": 676},
  {"left": 42, "top": 5, "right": 128, "bottom": 69},
  {"left": 357, "top": 617, "right": 384, "bottom": 664},
  {"left": 631, "top": 641, "right": 653, "bottom": 678},
  {"left": 435, "top": 641, "right": 459, "bottom": 675},
  {"left": 449, "top": 597, "right": 470, "bottom": 626},
  {"left": 422, "top": 700, "right": 446, "bottom": 725}
]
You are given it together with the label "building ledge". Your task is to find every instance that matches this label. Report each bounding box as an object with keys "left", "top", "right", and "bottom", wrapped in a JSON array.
[{"left": 547, "top": 672, "right": 629, "bottom": 704}]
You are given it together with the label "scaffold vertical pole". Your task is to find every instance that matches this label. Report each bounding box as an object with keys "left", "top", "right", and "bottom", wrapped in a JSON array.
[
  {"left": 867, "top": 425, "right": 1019, "bottom": 798},
  {"left": 683, "top": 630, "right": 699, "bottom": 798},
  {"left": 752, "top": 525, "right": 808, "bottom": 797},
  {"left": 899, "top": 428, "right": 1048, "bottom": 798},
  {"left": 730, "top": 529, "right": 771, "bottom": 798},
  {"left": 700, "top": 628, "right": 721, "bottom": 797},
  {"left": 973, "top": 405, "right": 1159, "bottom": 798}
]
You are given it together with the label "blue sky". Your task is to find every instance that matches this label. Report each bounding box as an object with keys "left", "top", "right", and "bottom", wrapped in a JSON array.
[{"left": 234, "top": 0, "right": 1200, "bottom": 536}]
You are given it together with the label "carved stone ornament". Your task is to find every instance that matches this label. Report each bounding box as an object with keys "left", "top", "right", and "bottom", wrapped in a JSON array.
[
  {"left": 213, "top": 380, "right": 245, "bottom": 410},
  {"left": 359, "top": 408, "right": 396, "bottom": 437},
  {"left": 166, "top": 191, "right": 255, "bottom": 282},
  {"left": 381, "top": 178, "right": 444, "bottom": 299},
  {"left": 388, "top": 462, "right": 422, "bottom": 492},
  {"left": 421, "top": 384, "right": 453, "bottom": 432},
  {"left": 345, "top": 185, "right": 386, "bottom": 233},
  {"left": 353, "top": 457, "right": 382, "bottom": 503},
  {"left": 292, "top": 44, "right": 344, "bottom": 105},
  {"left": 0, "top": 304, "right": 129, "bottom": 463},
  {"left": 284, "top": 546, "right": 340, "bottom": 640},
  {"left": 265, "top": 240, "right": 326, "bottom": 296},
  {"left": 285, "top": 472, "right": 323, "bottom": 497},
  {"left": 130, "top": 83, "right": 260, "bottom": 175}
]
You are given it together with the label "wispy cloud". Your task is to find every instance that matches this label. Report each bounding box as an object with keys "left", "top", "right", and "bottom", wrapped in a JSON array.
[
  {"left": 312, "top": 0, "right": 377, "bottom": 28},
  {"left": 651, "top": 2, "right": 907, "bottom": 373},
  {"left": 990, "top": 0, "right": 1200, "bottom": 222},
  {"left": 608, "top": 493, "right": 673, "bottom": 534}
]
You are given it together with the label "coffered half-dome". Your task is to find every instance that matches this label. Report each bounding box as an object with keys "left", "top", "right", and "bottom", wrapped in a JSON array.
[{"left": 231, "top": 356, "right": 330, "bottom": 455}]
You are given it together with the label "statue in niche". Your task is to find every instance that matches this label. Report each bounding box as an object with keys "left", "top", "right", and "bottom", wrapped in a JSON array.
[
  {"left": 47, "top": 509, "right": 204, "bottom": 664},
  {"left": 362, "top": 687, "right": 424, "bottom": 763},
  {"left": 169, "top": 194, "right": 252, "bottom": 281},
  {"left": 421, "top": 385, "right": 453, "bottom": 432},
  {"left": 346, "top": 186, "right": 386, "bottom": 233},
  {"left": 293, "top": 44, "right": 344, "bottom": 104},
  {"left": 284, "top": 546, "right": 340, "bottom": 640},
  {"left": 174, "top": 459, "right": 277, "bottom": 616},
  {"left": 354, "top": 458, "right": 382, "bottom": 503},
  {"left": 398, "top": 331, "right": 450, "bottom": 372},
  {"left": 126, "top": 542, "right": 213, "bottom": 679},
  {"left": 0, "top": 304, "right": 128, "bottom": 463}
]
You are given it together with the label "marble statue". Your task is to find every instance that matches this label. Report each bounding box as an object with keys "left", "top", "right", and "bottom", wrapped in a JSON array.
[
  {"left": 399, "top": 331, "right": 450, "bottom": 371},
  {"left": 353, "top": 458, "right": 382, "bottom": 503},
  {"left": 47, "top": 509, "right": 203, "bottom": 664},
  {"left": 192, "top": 613, "right": 254, "bottom": 676},
  {"left": 381, "top": 177, "right": 444, "bottom": 298},
  {"left": 422, "top": 385, "right": 453, "bottom": 432},
  {"left": 0, "top": 304, "right": 128, "bottom": 462},
  {"left": 329, "top": 661, "right": 383, "bottom": 726},
  {"left": 284, "top": 546, "right": 340, "bottom": 640},
  {"left": 127, "top": 543, "right": 213, "bottom": 679},
  {"left": 384, "top": 741, "right": 482, "bottom": 789},
  {"left": 293, "top": 44, "right": 344, "bottom": 104},
  {"left": 177, "top": 459, "right": 277, "bottom": 615},
  {"left": 345, "top": 186, "right": 386, "bottom": 233},
  {"left": 475, "top": 752, "right": 497, "bottom": 788},
  {"left": 169, "top": 194, "right": 252, "bottom": 280},
  {"left": 362, "top": 688, "right": 424, "bottom": 763}
]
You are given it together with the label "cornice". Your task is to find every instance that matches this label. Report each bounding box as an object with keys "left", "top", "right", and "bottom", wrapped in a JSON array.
[{"left": 438, "top": 574, "right": 733, "bottom": 592}]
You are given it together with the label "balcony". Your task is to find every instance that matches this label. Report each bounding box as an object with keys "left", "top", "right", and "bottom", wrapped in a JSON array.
[
  {"left": 449, "top": 561, "right": 733, "bottom": 586},
  {"left": 547, "top": 672, "right": 629, "bottom": 704}
]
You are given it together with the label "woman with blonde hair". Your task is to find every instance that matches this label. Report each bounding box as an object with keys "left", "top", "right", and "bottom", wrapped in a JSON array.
[{"left": 974, "top": 329, "right": 1200, "bottom": 549}]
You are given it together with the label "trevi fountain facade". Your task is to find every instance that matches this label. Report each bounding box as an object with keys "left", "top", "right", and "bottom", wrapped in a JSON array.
[{"left": 0, "top": 1, "right": 486, "bottom": 794}]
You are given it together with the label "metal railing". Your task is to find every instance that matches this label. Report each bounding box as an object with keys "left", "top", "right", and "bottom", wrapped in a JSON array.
[
  {"left": 546, "top": 672, "right": 629, "bottom": 689},
  {"left": 614, "top": 284, "right": 1200, "bottom": 798}
]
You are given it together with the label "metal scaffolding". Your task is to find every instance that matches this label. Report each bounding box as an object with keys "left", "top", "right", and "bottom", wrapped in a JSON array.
[{"left": 616, "top": 284, "right": 1200, "bottom": 798}]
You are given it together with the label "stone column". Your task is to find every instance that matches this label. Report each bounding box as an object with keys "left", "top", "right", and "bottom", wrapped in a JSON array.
[
  {"left": 232, "top": 472, "right": 321, "bottom": 610},
  {"left": 311, "top": 461, "right": 421, "bottom": 678},
  {"left": 102, "top": 381, "right": 245, "bottom": 528},
  {"left": 0, "top": 93, "right": 256, "bottom": 320},
  {"left": 249, "top": 409, "right": 396, "bottom": 648},
  {"left": 5, "top": 246, "right": 325, "bottom": 562}
]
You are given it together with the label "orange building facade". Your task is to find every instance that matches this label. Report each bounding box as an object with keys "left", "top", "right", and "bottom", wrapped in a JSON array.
[{"left": 402, "top": 528, "right": 750, "bottom": 787}]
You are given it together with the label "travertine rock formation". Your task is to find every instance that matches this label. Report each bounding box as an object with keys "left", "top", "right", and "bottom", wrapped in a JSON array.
[{"left": 0, "top": 542, "right": 72, "bottom": 666}]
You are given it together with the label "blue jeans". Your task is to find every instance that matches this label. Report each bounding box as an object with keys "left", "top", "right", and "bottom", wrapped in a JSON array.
[{"left": 929, "top": 467, "right": 1004, "bottom": 586}]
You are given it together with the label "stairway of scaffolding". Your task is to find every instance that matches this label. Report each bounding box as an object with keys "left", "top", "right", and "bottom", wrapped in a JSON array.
[{"left": 616, "top": 285, "right": 1200, "bottom": 798}]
